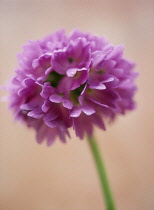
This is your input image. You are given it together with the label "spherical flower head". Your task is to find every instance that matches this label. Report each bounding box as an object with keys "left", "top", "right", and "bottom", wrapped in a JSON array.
[{"left": 8, "top": 29, "right": 138, "bottom": 145}]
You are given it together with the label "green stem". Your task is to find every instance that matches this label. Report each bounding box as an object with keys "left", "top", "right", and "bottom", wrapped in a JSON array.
[{"left": 87, "top": 136, "right": 116, "bottom": 210}]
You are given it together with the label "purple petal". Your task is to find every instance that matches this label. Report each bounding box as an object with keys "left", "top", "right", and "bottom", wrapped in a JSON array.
[
  {"left": 36, "top": 124, "right": 47, "bottom": 144},
  {"left": 70, "top": 107, "right": 82, "bottom": 117},
  {"left": 27, "top": 111, "right": 43, "bottom": 119},
  {"left": 107, "top": 45, "right": 124, "bottom": 61},
  {"left": 42, "top": 100, "right": 51, "bottom": 113},
  {"left": 66, "top": 67, "right": 87, "bottom": 77},
  {"left": 91, "top": 114, "right": 106, "bottom": 130},
  {"left": 22, "top": 78, "right": 34, "bottom": 87},
  {"left": 91, "top": 51, "right": 106, "bottom": 67},
  {"left": 72, "top": 118, "right": 84, "bottom": 139},
  {"left": 49, "top": 94, "right": 63, "bottom": 103},
  {"left": 40, "top": 82, "right": 55, "bottom": 99},
  {"left": 62, "top": 98, "right": 73, "bottom": 109},
  {"left": 82, "top": 104, "right": 95, "bottom": 115},
  {"left": 43, "top": 108, "right": 59, "bottom": 122},
  {"left": 45, "top": 120, "right": 57, "bottom": 128},
  {"left": 66, "top": 68, "right": 77, "bottom": 77},
  {"left": 89, "top": 83, "right": 106, "bottom": 90},
  {"left": 88, "top": 97, "right": 109, "bottom": 108}
]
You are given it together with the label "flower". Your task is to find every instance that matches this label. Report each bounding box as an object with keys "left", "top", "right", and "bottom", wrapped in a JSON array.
[{"left": 8, "top": 29, "right": 138, "bottom": 145}]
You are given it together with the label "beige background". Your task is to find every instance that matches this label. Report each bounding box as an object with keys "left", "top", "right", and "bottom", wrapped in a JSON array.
[{"left": 0, "top": 0, "right": 154, "bottom": 209}]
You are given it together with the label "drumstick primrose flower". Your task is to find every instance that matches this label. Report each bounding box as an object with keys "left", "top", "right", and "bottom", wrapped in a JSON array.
[
  {"left": 8, "top": 29, "right": 137, "bottom": 145},
  {"left": 6, "top": 29, "right": 138, "bottom": 210}
]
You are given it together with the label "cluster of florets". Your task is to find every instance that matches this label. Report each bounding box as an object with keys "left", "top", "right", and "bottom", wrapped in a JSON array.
[{"left": 8, "top": 29, "right": 137, "bottom": 145}]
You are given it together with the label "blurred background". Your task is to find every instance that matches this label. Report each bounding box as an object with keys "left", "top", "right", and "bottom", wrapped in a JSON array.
[{"left": 0, "top": 0, "right": 154, "bottom": 209}]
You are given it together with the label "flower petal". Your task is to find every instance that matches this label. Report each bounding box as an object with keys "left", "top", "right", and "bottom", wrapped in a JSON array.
[
  {"left": 62, "top": 98, "right": 73, "bottom": 109},
  {"left": 82, "top": 104, "right": 95, "bottom": 115},
  {"left": 49, "top": 94, "right": 63, "bottom": 103},
  {"left": 70, "top": 107, "right": 82, "bottom": 117}
]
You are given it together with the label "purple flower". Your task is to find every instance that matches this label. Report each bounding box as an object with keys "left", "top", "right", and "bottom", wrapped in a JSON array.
[{"left": 7, "top": 29, "right": 138, "bottom": 145}]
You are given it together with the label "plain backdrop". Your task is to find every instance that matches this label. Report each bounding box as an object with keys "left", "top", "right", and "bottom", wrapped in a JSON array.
[{"left": 0, "top": 0, "right": 154, "bottom": 210}]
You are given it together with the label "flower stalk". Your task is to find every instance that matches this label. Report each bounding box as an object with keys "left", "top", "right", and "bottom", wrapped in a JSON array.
[{"left": 87, "top": 136, "right": 116, "bottom": 210}]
